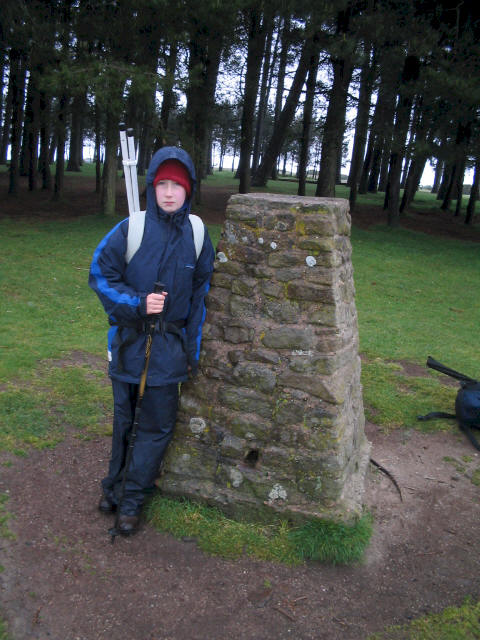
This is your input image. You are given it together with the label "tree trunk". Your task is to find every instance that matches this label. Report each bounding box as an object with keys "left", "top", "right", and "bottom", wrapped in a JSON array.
[
  {"left": 39, "top": 89, "right": 52, "bottom": 190},
  {"left": 8, "top": 49, "right": 27, "bottom": 196},
  {"left": 431, "top": 159, "right": 443, "bottom": 193},
  {"left": 252, "top": 34, "right": 316, "bottom": 187},
  {"left": 360, "top": 54, "right": 398, "bottom": 194},
  {"left": 298, "top": 51, "right": 319, "bottom": 196},
  {"left": 237, "top": 9, "right": 267, "bottom": 193},
  {"left": 358, "top": 132, "right": 374, "bottom": 194},
  {"left": 399, "top": 96, "right": 430, "bottom": 212},
  {"left": 53, "top": 94, "right": 68, "bottom": 201},
  {"left": 160, "top": 43, "right": 178, "bottom": 134},
  {"left": 400, "top": 154, "right": 427, "bottom": 211},
  {"left": 315, "top": 55, "right": 354, "bottom": 197},
  {"left": 385, "top": 55, "right": 421, "bottom": 226},
  {"left": 348, "top": 43, "right": 375, "bottom": 191},
  {"left": 465, "top": 156, "right": 480, "bottom": 225},
  {"left": 0, "top": 49, "right": 14, "bottom": 165},
  {"left": 185, "top": 26, "right": 223, "bottom": 201},
  {"left": 441, "top": 158, "right": 462, "bottom": 212},
  {"left": 453, "top": 159, "right": 466, "bottom": 217},
  {"left": 441, "top": 122, "right": 471, "bottom": 212},
  {"left": 367, "top": 144, "right": 382, "bottom": 192},
  {"left": 0, "top": 50, "right": 5, "bottom": 135},
  {"left": 94, "top": 99, "right": 102, "bottom": 194},
  {"left": 23, "top": 70, "right": 40, "bottom": 191},
  {"left": 101, "top": 107, "right": 118, "bottom": 215},
  {"left": 252, "top": 16, "right": 275, "bottom": 174},
  {"left": 67, "top": 92, "right": 86, "bottom": 171},
  {"left": 437, "top": 163, "right": 452, "bottom": 200},
  {"left": 270, "top": 16, "right": 290, "bottom": 180}
]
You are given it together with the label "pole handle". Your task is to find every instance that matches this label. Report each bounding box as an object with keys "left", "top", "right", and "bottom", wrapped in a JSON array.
[{"left": 154, "top": 281, "right": 166, "bottom": 294}]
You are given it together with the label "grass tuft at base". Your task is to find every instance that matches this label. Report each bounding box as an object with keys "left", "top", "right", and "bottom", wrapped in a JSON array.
[{"left": 146, "top": 495, "right": 372, "bottom": 565}]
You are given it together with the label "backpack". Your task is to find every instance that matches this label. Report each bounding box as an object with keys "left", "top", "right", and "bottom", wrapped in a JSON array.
[
  {"left": 125, "top": 210, "right": 204, "bottom": 264},
  {"left": 417, "top": 356, "right": 480, "bottom": 450}
]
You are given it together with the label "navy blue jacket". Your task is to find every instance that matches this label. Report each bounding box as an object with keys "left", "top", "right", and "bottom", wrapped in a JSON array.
[{"left": 89, "top": 147, "right": 215, "bottom": 385}]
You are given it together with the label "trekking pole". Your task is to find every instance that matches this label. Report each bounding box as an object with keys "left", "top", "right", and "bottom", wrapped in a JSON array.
[
  {"left": 126, "top": 127, "right": 141, "bottom": 214},
  {"left": 119, "top": 124, "right": 135, "bottom": 216},
  {"left": 109, "top": 281, "right": 166, "bottom": 543}
]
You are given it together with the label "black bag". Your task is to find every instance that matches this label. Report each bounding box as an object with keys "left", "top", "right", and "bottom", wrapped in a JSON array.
[{"left": 417, "top": 356, "right": 480, "bottom": 451}]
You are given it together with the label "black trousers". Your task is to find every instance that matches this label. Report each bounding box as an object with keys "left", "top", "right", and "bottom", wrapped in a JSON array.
[{"left": 102, "top": 380, "right": 179, "bottom": 515}]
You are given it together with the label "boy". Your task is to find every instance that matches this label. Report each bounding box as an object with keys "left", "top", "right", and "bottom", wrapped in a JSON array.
[{"left": 89, "top": 147, "right": 214, "bottom": 535}]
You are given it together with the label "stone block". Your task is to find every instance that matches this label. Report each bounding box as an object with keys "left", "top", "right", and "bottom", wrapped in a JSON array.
[
  {"left": 217, "top": 385, "right": 274, "bottom": 419},
  {"left": 232, "top": 362, "right": 277, "bottom": 393},
  {"left": 261, "top": 327, "right": 315, "bottom": 351}
]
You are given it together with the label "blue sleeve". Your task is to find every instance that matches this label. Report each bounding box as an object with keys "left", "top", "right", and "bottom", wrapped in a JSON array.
[
  {"left": 185, "top": 226, "right": 215, "bottom": 369},
  {"left": 88, "top": 220, "right": 147, "bottom": 325}
]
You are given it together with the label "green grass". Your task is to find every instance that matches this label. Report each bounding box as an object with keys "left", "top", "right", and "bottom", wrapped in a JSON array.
[
  {"left": 146, "top": 494, "right": 372, "bottom": 565},
  {"left": 0, "top": 618, "right": 10, "bottom": 640},
  {"left": 351, "top": 226, "right": 480, "bottom": 432},
  {"left": 361, "top": 358, "right": 458, "bottom": 432},
  {"left": 369, "top": 598, "right": 480, "bottom": 639}
]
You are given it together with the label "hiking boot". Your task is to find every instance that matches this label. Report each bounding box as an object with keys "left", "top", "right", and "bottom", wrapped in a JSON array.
[
  {"left": 118, "top": 514, "right": 140, "bottom": 536},
  {"left": 98, "top": 494, "right": 116, "bottom": 513}
]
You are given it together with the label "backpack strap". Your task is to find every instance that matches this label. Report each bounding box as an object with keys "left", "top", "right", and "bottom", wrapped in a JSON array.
[
  {"left": 125, "top": 210, "right": 146, "bottom": 264},
  {"left": 189, "top": 213, "right": 204, "bottom": 260},
  {"left": 125, "top": 211, "right": 204, "bottom": 263}
]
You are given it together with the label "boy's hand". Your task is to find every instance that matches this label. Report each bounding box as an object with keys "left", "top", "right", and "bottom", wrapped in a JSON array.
[{"left": 146, "top": 292, "right": 167, "bottom": 315}]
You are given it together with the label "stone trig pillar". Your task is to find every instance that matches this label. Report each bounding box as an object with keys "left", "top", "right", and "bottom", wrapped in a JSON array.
[{"left": 160, "top": 193, "right": 370, "bottom": 524}]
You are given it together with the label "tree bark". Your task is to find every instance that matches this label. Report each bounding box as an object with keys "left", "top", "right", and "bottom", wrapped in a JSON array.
[
  {"left": 67, "top": 92, "right": 86, "bottom": 171},
  {"left": 431, "top": 159, "right": 443, "bottom": 193},
  {"left": 39, "top": 90, "right": 52, "bottom": 190},
  {"left": 453, "top": 159, "right": 466, "bottom": 217},
  {"left": 185, "top": 23, "right": 223, "bottom": 201},
  {"left": 53, "top": 94, "right": 68, "bottom": 201},
  {"left": 269, "top": 16, "right": 290, "bottom": 181},
  {"left": 0, "top": 66, "right": 14, "bottom": 164},
  {"left": 465, "top": 156, "right": 480, "bottom": 225},
  {"left": 94, "top": 99, "right": 102, "bottom": 194},
  {"left": 160, "top": 43, "right": 178, "bottom": 135},
  {"left": 298, "top": 50, "right": 319, "bottom": 196},
  {"left": 437, "top": 162, "right": 452, "bottom": 200},
  {"left": 359, "top": 53, "right": 398, "bottom": 194},
  {"left": 348, "top": 43, "right": 375, "bottom": 190},
  {"left": 8, "top": 49, "right": 27, "bottom": 196},
  {"left": 237, "top": 9, "right": 267, "bottom": 194},
  {"left": 400, "top": 154, "right": 427, "bottom": 211},
  {"left": 315, "top": 55, "right": 354, "bottom": 197},
  {"left": 23, "top": 70, "right": 40, "bottom": 191},
  {"left": 101, "top": 106, "right": 118, "bottom": 215},
  {"left": 385, "top": 55, "right": 421, "bottom": 226},
  {"left": 252, "top": 15, "right": 275, "bottom": 174}
]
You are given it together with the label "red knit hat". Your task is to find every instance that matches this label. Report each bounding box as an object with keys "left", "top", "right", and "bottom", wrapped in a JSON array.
[{"left": 153, "top": 159, "right": 192, "bottom": 197}]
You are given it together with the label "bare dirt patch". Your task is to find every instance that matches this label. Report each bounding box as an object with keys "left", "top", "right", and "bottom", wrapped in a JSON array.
[{"left": 1, "top": 422, "right": 480, "bottom": 640}]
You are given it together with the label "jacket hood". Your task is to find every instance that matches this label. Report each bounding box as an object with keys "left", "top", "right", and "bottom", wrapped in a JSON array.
[{"left": 146, "top": 147, "right": 196, "bottom": 219}]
